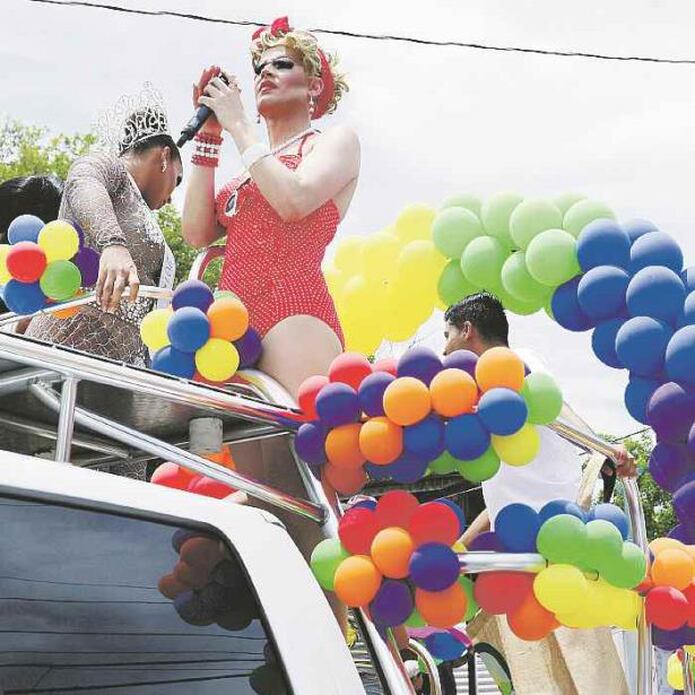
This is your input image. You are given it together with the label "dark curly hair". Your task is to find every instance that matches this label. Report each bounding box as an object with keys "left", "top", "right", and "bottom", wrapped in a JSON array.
[
  {"left": 444, "top": 292, "right": 509, "bottom": 346},
  {"left": 0, "top": 175, "right": 63, "bottom": 244}
]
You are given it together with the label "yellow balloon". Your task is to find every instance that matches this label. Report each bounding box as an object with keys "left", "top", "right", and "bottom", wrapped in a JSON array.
[
  {"left": 0, "top": 244, "right": 11, "bottom": 284},
  {"left": 685, "top": 645, "right": 695, "bottom": 656},
  {"left": 140, "top": 308, "right": 173, "bottom": 350},
  {"left": 333, "top": 236, "right": 365, "bottom": 274},
  {"left": 534, "top": 564, "right": 588, "bottom": 614},
  {"left": 394, "top": 204, "right": 437, "bottom": 243},
  {"left": 38, "top": 221, "right": 80, "bottom": 262},
  {"left": 195, "top": 338, "right": 240, "bottom": 382},
  {"left": 343, "top": 319, "right": 383, "bottom": 355},
  {"left": 323, "top": 263, "right": 348, "bottom": 299},
  {"left": 361, "top": 232, "right": 401, "bottom": 281},
  {"left": 667, "top": 653, "right": 685, "bottom": 690},
  {"left": 397, "top": 240, "right": 447, "bottom": 284},
  {"left": 491, "top": 424, "right": 541, "bottom": 466}
]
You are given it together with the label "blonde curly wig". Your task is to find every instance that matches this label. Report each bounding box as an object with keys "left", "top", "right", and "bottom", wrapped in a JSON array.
[{"left": 251, "top": 29, "right": 348, "bottom": 116}]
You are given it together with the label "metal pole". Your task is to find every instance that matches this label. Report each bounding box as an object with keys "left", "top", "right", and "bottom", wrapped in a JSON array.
[
  {"left": 30, "top": 384, "right": 325, "bottom": 523},
  {"left": 0, "top": 367, "right": 61, "bottom": 395},
  {"left": 55, "top": 377, "right": 79, "bottom": 463},
  {"left": 458, "top": 552, "right": 546, "bottom": 575},
  {"left": 684, "top": 649, "right": 695, "bottom": 695},
  {"left": 408, "top": 638, "right": 441, "bottom": 695}
]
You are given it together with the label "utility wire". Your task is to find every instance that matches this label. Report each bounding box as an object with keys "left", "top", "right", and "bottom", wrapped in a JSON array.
[{"left": 24, "top": 0, "right": 695, "bottom": 66}]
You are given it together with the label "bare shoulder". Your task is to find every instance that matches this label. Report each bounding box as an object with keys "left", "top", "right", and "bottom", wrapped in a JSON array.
[{"left": 310, "top": 124, "right": 360, "bottom": 154}]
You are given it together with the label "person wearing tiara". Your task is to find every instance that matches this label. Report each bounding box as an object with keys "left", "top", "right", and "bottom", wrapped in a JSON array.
[{"left": 26, "top": 84, "right": 183, "bottom": 366}]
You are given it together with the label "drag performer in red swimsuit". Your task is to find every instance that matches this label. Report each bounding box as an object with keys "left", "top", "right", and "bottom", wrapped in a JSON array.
[{"left": 182, "top": 16, "right": 359, "bottom": 400}]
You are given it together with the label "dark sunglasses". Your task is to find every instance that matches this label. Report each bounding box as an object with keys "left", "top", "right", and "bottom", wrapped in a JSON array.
[{"left": 253, "top": 57, "right": 296, "bottom": 76}]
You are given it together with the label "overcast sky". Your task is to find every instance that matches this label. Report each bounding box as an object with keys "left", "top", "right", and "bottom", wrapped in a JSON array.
[{"left": 2, "top": 0, "right": 695, "bottom": 435}]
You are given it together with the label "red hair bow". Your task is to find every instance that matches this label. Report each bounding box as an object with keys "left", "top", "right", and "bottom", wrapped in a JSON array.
[{"left": 252, "top": 16, "right": 291, "bottom": 40}]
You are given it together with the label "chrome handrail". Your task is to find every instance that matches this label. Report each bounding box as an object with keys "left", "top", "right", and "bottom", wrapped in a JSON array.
[
  {"left": 408, "top": 639, "right": 442, "bottom": 695},
  {"left": 189, "top": 245, "right": 225, "bottom": 283}
]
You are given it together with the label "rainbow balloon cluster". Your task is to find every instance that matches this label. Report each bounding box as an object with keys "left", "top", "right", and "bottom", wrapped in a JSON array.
[
  {"left": 295, "top": 346, "right": 562, "bottom": 495},
  {"left": 0, "top": 215, "right": 99, "bottom": 314},
  {"left": 140, "top": 280, "right": 262, "bottom": 383},
  {"left": 310, "top": 491, "right": 477, "bottom": 630},
  {"left": 470, "top": 500, "right": 644, "bottom": 640}
]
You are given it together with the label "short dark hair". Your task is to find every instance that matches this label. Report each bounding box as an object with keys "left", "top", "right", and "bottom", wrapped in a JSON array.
[
  {"left": 444, "top": 292, "right": 509, "bottom": 346},
  {"left": 124, "top": 133, "right": 181, "bottom": 163},
  {"left": 0, "top": 175, "right": 63, "bottom": 243}
]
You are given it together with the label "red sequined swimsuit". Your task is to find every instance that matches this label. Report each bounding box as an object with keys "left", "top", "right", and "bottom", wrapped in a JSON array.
[{"left": 215, "top": 134, "right": 344, "bottom": 345}]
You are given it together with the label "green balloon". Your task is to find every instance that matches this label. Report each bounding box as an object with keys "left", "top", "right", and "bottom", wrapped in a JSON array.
[
  {"left": 458, "top": 575, "right": 479, "bottom": 621},
  {"left": 526, "top": 229, "right": 580, "bottom": 287},
  {"left": 583, "top": 520, "right": 624, "bottom": 571},
  {"left": 405, "top": 608, "right": 426, "bottom": 628},
  {"left": 432, "top": 207, "right": 482, "bottom": 259},
  {"left": 544, "top": 294, "right": 555, "bottom": 320},
  {"left": 599, "top": 541, "right": 646, "bottom": 589},
  {"left": 500, "top": 251, "right": 550, "bottom": 303},
  {"left": 553, "top": 193, "right": 586, "bottom": 216},
  {"left": 429, "top": 450, "right": 459, "bottom": 475},
  {"left": 441, "top": 193, "right": 482, "bottom": 218},
  {"left": 495, "top": 285, "right": 543, "bottom": 316},
  {"left": 481, "top": 192, "right": 523, "bottom": 249},
  {"left": 536, "top": 514, "right": 587, "bottom": 564},
  {"left": 438, "top": 259, "right": 479, "bottom": 306},
  {"left": 310, "top": 538, "right": 349, "bottom": 591},
  {"left": 521, "top": 372, "right": 563, "bottom": 424},
  {"left": 456, "top": 447, "right": 500, "bottom": 482},
  {"left": 563, "top": 199, "right": 616, "bottom": 238},
  {"left": 460, "top": 236, "right": 508, "bottom": 289},
  {"left": 40, "top": 260, "right": 81, "bottom": 301},
  {"left": 509, "top": 198, "right": 563, "bottom": 250}
]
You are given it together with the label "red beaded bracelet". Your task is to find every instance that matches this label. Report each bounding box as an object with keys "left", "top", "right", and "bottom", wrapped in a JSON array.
[
  {"left": 194, "top": 132, "right": 223, "bottom": 146},
  {"left": 192, "top": 154, "right": 219, "bottom": 168}
]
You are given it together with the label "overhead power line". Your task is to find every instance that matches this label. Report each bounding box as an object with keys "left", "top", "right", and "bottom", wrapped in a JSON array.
[{"left": 25, "top": 0, "right": 695, "bottom": 66}]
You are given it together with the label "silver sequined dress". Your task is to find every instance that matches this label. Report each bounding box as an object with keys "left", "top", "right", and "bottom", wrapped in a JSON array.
[{"left": 26, "top": 151, "right": 167, "bottom": 366}]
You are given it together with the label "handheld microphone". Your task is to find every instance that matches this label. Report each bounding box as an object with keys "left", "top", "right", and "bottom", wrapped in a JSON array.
[{"left": 176, "top": 74, "right": 228, "bottom": 147}]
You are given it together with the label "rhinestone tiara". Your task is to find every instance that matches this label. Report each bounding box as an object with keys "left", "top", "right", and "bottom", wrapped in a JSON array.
[{"left": 93, "top": 82, "right": 171, "bottom": 156}]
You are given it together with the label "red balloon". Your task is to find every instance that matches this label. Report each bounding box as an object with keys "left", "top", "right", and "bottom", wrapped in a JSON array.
[
  {"left": 188, "top": 475, "right": 237, "bottom": 499},
  {"left": 408, "top": 501, "right": 460, "bottom": 547},
  {"left": 374, "top": 490, "right": 420, "bottom": 530},
  {"left": 150, "top": 462, "right": 195, "bottom": 490},
  {"left": 6, "top": 241, "right": 47, "bottom": 282},
  {"left": 645, "top": 586, "right": 688, "bottom": 630},
  {"left": 682, "top": 581, "right": 695, "bottom": 628},
  {"left": 298, "top": 375, "right": 329, "bottom": 420},
  {"left": 329, "top": 352, "right": 373, "bottom": 389},
  {"left": 473, "top": 572, "right": 535, "bottom": 615},
  {"left": 338, "top": 507, "right": 381, "bottom": 555},
  {"left": 373, "top": 357, "right": 398, "bottom": 377}
]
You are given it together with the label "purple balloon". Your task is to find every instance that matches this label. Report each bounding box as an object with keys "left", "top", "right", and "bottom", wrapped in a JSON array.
[
  {"left": 72, "top": 220, "right": 86, "bottom": 248},
  {"left": 647, "top": 382, "right": 695, "bottom": 443},
  {"left": 172, "top": 279, "right": 214, "bottom": 312},
  {"left": 73, "top": 246, "right": 100, "bottom": 287},
  {"left": 234, "top": 328, "right": 262, "bottom": 368},
  {"left": 652, "top": 625, "right": 695, "bottom": 651},
  {"left": 397, "top": 346, "right": 442, "bottom": 385},
  {"left": 294, "top": 421, "right": 327, "bottom": 467},
  {"left": 369, "top": 580, "right": 413, "bottom": 628},
  {"left": 468, "top": 531, "right": 504, "bottom": 552},
  {"left": 378, "top": 451, "right": 429, "bottom": 484},
  {"left": 673, "top": 480, "right": 695, "bottom": 532},
  {"left": 668, "top": 523, "right": 695, "bottom": 544},
  {"left": 649, "top": 442, "right": 695, "bottom": 493},
  {"left": 358, "top": 371, "right": 395, "bottom": 417},
  {"left": 443, "top": 349, "right": 478, "bottom": 377},
  {"left": 409, "top": 543, "right": 460, "bottom": 591},
  {"left": 689, "top": 423, "right": 695, "bottom": 458},
  {"left": 315, "top": 382, "right": 359, "bottom": 427}
]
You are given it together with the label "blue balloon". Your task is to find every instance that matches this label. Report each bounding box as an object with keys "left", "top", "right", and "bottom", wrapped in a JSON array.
[
  {"left": 383, "top": 452, "right": 430, "bottom": 484},
  {"left": 436, "top": 498, "right": 467, "bottom": 535},
  {"left": 445, "top": 413, "right": 490, "bottom": 460},
  {"left": 3, "top": 280, "right": 47, "bottom": 314},
  {"left": 538, "top": 499, "right": 585, "bottom": 524},
  {"left": 172, "top": 279, "right": 214, "bottom": 312},
  {"left": 630, "top": 232, "right": 683, "bottom": 274},
  {"left": 425, "top": 632, "right": 467, "bottom": 661},
  {"left": 315, "top": 382, "right": 359, "bottom": 427},
  {"left": 7, "top": 214, "right": 44, "bottom": 244},
  {"left": 577, "top": 266, "right": 630, "bottom": 321},
  {"left": 495, "top": 503, "right": 541, "bottom": 552},
  {"left": 623, "top": 218, "right": 658, "bottom": 243},
  {"left": 647, "top": 382, "right": 695, "bottom": 444},
  {"left": 358, "top": 371, "right": 395, "bottom": 417},
  {"left": 682, "top": 266, "right": 695, "bottom": 294},
  {"left": 626, "top": 266, "right": 685, "bottom": 325},
  {"left": 294, "top": 421, "right": 327, "bottom": 466},
  {"left": 167, "top": 307, "right": 211, "bottom": 353},
  {"left": 665, "top": 326, "right": 695, "bottom": 388},
  {"left": 151, "top": 346, "right": 196, "bottom": 379},
  {"left": 591, "top": 318, "right": 625, "bottom": 369},
  {"left": 649, "top": 442, "right": 695, "bottom": 494},
  {"left": 615, "top": 316, "right": 672, "bottom": 376},
  {"left": 397, "top": 346, "right": 442, "bottom": 386},
  {"left": 591, "top": 503, "right": 629, "bottom": 540},
  {"left": 477, "top": 388, "right": 528, "bottom": 436},
  {"left": 404, "top": 414, "right": 446, "bottom": 460},
  {"left": 409, "top": 543, "right": 460, "bottom": 591},
  {"left": 624, "top": 375, "right": 662, "bottom": 424},
  {"left": 442, "top": 349, "right": 478, "bottom": 377},
  {"left": 679, "top": 291, "right": 695, "bottom": 327},
  {"left": 234, "top": 328, "right": 262, "bottom": 368},
  {"left": 369, "top": 580, "right": 413, "bottom": 628},
  {"left": 551, "top": 277, "right": 594, "bottom": 332},
  {"left": 577, "top": 219, "right": 631, "bottom": 271},
  {"left": 468, "top": 531, "right": 505, "bottom": 551},
  {"left": 351, "top": 498, "right": 378, "bottom": 511}
]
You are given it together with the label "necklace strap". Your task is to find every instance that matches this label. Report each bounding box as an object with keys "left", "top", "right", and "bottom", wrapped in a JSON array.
[{"left": 270, "top": 127, "right": 316, "bottom": 156}]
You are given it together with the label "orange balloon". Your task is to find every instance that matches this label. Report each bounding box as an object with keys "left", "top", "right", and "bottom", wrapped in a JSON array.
[
  {"left": 323, "top": 462, "right": 368, "bottom": 495},
  {"left": 359, "top": 416, "right": 403, "bottom": 465},
  {"left": 507, "top": 592, "right": 559, "bottom": 641},
  {"left": 371, "top": 527, "right": 415, "bottom": 579},
  {"left": 383, "top": 377, "right": 432, "bottom": 426},
  {"left": 415, "top": 582, "right": 468, "bottom": 628},
  {"left": 475, "top": 346, "right": 525, "bottom": 393},
  {"left": 430, "top": 368, "right": 478, "bottom": 417},
  {"left": 207, "top": 297, "right": 249, "bottom": 341},
  {"left": 325, "top": 423, "right": 365, "bottom": 469},
  {"left": 650, "top": 538, "right": 685, "bottom": 555},
  {"left": 651, "top": 548, "right": 695, "bottom": 591},
  {"left": 333, "top": 555, "right": 383, "bottom": 607}
]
